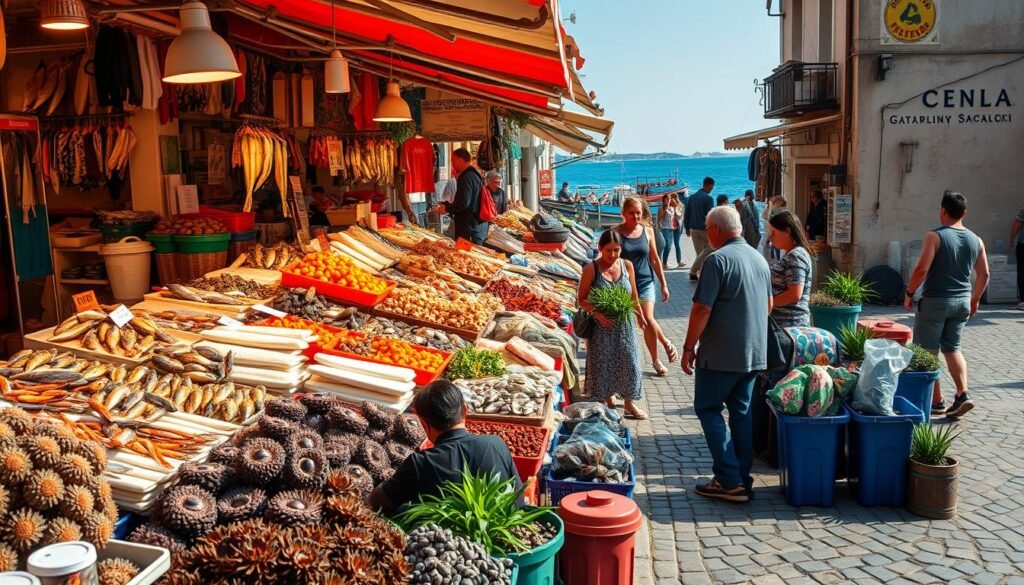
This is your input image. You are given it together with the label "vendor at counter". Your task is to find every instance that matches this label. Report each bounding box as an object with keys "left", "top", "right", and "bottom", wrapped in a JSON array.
[{"left": 368, "top": 380, "right": 521, "bottom": 515}]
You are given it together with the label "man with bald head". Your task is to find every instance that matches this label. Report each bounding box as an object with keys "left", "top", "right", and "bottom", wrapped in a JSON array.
[{"left": 681, "top": 206, "right": 772, "bottom": 503}]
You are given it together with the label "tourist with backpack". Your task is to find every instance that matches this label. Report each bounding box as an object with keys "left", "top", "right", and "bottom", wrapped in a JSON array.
[{"left": 438, "top": 148, "right": 490, "bottom": 244}]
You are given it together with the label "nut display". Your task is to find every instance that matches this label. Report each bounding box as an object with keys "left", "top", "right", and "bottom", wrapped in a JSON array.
[
  {"left": 404, "top": 524, "right": 515, "bottom": 585},
  {"left": 465, "top": 421, "right": 547, "bottom": 458},
  {"left": 331, "top": 331, "right": 446, "bottom": 372},
  {"left": 149, "top": 216, "right": 227, "bottom": 235},
  {"left": 377, "top": 285, "right": 503, "bottom": 333},
  {"left": 184, "top": 274, "right": 278, "bottom": 299},
  {"left": 410, "top": 240, "right": 499, "bottom": 280}
]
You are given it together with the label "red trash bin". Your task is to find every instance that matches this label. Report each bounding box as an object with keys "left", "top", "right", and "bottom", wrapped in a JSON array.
[
  {"left": 858, "top": 319, "right": 913, "bottom": 345},
  {"left": 558, "top": 490, "right": 643, "bottom": 585}
]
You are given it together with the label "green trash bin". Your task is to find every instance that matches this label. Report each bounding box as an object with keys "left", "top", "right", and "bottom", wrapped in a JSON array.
[{"left": 502, "top": 510, "right": 564, "bottom": 585}]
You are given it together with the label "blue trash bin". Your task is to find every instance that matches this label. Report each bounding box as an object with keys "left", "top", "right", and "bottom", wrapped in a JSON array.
[
  {"left": 896, "top": 370, "right": 940, "bottom": 424},
  {"left": 848, "top": 396, "right": 924, "bottom": 506},
  {"left": 770, "top": 401, "right": 850, "bottom": 507}
]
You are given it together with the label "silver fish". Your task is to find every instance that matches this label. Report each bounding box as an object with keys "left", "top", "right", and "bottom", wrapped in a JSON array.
[
  {"left": 12, "top": 368, "right": 82, "bottom": 384},
  {"left": 109, "top": 365, "right": 127, "bottom": 383},
  {"left": 120, "top": 387, "right": 145, "bottom": 412},
  {"left": 168, "top": 284, "right": 205, "bottom": 303},
  {"left": 195, "top": 290, "right": 244, "bottom": 306},
  {"left": 143, "top": 391, "right": 177, "bottom": 412},
  {"left": 102, "top": 384, "right": 130, "bottom": 411},
  {"left": 54, "top": 315, "right": 82, "bottom": 335},
  {"left": 49, "top": 320, "right": 95, "bottom": 343},
  {"left": 82, "top": 329, "right": 102, "bottom": 351},
  {"left": 76, "top": 309, "right": 108, "bottom": 322},
  {"left": 123, "top": 400, "right": 149, "bottom": 420},
  {"left": 126, "top": 365, "right": 148, "bottom": 385},
  {"left": 151, "top": 355, "right": 185, "bottom": 374},
  {"left": 7, "top": 349, "right": 33, "bottom": 363},
  {"left": 193, "top": 346, "right": 223, "bottom": 362},
  {"left": 186, "top": 370, "right": 218, "bottom": 384}
]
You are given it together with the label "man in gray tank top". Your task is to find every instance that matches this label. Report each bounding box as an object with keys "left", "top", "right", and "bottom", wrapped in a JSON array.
[{"left": 905, "top": 191, "right": 990, "bottom": 418}]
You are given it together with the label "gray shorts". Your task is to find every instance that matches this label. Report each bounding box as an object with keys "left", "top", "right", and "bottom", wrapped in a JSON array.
[
  {"left": 637, "top": 280, "right": 657, "bottom": 303},
  {"left": 914, "top": 297, "right": 971, "bottom": 353}
]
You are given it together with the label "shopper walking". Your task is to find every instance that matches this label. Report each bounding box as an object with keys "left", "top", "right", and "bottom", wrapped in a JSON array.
[
  {"left": 438, "top": 148, "right": 487, "bottom": 244},
  {"left": 735, "top": 198, "right": 760, "bottom": 248},
  {"left": 615, "top": 197, "right": 677, "bottom": 376},
  {"left": 1010, "top": 204, "right": 1024, "bottom": 310},
  {"left": 767, "top": 210, "right": 813, "bottom": 327},
  {"left": 905, "top": 191, "right": 990, "bottom": 418},
  {"left": 684, "top": 177, "right": 716, "bottom": 281},
  {"left": 658, "top": 193, "right": 684, "bottom": 267},
  {"left": 577, "top": 230, "right": 647, "bottom": 419},
  {"left": 681, "top": 206, "right": 772, "bottom": 503}
]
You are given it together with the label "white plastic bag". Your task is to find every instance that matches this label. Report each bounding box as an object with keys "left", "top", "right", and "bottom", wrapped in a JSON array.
[{"left": 853, "top": 339, "right": 912, "bottom": 415}]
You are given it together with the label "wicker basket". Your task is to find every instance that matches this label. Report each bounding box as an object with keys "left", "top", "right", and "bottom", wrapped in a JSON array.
[
  {"left": 154, "top": 253, "right": 179, "bottom": 285},
  {"left": 176, "top": 251, "right": 228, "bottom": 282},
  {"left": 228, "top": 239, "right": 257, "bottom": 264}
]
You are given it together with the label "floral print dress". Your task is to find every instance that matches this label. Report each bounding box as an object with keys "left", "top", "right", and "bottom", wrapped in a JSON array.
[{"left": 584, "top": 261, "right": 643, "bottom": 401}]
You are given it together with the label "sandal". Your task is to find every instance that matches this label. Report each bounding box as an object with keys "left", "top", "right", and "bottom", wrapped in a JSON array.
[
  {"left": 605, "top": 397, "right": 620, "bottom": 409},
  {"left": 653, "top": 361, "right": 668, "bottom": 377},
  {"left": 625, "top": 406, "right": 649, "bottom": 420},
  {"left": 665, "top": 342, "right": 679, "bottom": 364}
]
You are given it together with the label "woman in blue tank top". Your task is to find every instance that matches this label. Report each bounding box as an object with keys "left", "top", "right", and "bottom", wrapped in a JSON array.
[{"left": 614, "top": 197, "right": 677, "bottom": 376}]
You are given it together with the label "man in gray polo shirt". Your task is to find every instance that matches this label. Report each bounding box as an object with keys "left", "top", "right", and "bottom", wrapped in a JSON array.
[{"left": 681, "top": 206, "right": 772, "bottom": 503}]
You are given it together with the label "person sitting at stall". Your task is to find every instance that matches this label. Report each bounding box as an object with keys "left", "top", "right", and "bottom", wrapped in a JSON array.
[
  {"left": 437, "top": 148, "right": 488, "bottom": 244},
  {"left": 600, "top": 192, "right": 612, "bottom": 205},
  {"left": 368, "top": 380, "right": 520, "bottom": 515}
]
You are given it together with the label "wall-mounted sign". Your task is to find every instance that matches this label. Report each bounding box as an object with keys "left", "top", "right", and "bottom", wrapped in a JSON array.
[
  {"left": 421, "top": 99, "right": 489, "bottom": 142},
  {"left": 539, "top": 169, "right": 554, "bottom": 197},
  {"left": 829, "top": 193, "right": 853, "bottom": 245},
  {"left": 887, "top": 87, "right": 1015, "bottom": 126},
  {"left": 882, "top": 0, "right": 938, "bottom": 45}
]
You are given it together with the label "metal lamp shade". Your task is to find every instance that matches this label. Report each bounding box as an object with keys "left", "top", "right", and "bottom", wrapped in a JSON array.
[
  {"left": 373, "top": 81, "right": 412, "bottom": 122},
  {"left": 40, "top": 0, "right": 90, "bottom": 30},
  {"left": 325, "top": 49, "right": 350, "bottom": 93},
  {"left": 162, "top": 1, "right": 240, "bottom": 84}
]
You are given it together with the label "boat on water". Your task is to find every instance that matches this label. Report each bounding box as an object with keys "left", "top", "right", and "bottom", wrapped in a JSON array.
[{"left": 541, "top": 177, "right": 689, "bottom": 228}]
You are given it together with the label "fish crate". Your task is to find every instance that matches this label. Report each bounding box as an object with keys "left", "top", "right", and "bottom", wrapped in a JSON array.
[
  {"left": 546, "top": 430, "right": 635, "bottom": 505},
  {"left": 557, "top": 423, "right": 632, "bottom": 451}
]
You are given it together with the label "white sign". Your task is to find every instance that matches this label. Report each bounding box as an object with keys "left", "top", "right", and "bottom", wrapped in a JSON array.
[
  {"left": 252, "top": 304, "right": 288, "bottom": 318},
  {"left": 109, "top": 305, "right": 135, "bottom": 328},
  {"left": 289, "top": 176, "right": 311, "bottom": 244},
  {"left": 176, "top": 185, "right": 200, "bottom": 215},
  {"left": 829, "top": 193, "right": 853, "bottom": 245},
  {"left": 422, "top": 99, "right": 489, "bottom": 142},
  {"left": 327, "top": 137, "right": 344, "bottom": 176},
  {"left": 217, "top": 316, "right": 244, "bottom": 328}
]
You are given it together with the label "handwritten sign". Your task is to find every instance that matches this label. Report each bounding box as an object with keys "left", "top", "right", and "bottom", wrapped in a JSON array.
[
  {"left": 252, "top": 304, "right": 288, "bottom": 318},
  {"left": 217, "top": 316, "right": 244, "bottom": 328},
  {"left": 327, "top": 138, "right": 344, "bottom": 176},
  {"left": 317, "top": 232, "right": 332, "bottom": 252},
  {"left": 109, "top": 305, "right": 134, "bottom": 328},
  {"left": 421, "top": 99, "right": 489, "bottom": 142},
  {"left": 454, "top": 238, "right": 474, "bottom": 252},
  {"left": 176, "top": 185, "right": 200, "bottom": 215},
  {"left": 73, "top": 290, "right": 101, "bottom": 313}
]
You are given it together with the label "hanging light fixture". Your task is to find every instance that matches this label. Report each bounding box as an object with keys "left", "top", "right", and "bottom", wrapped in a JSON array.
[
  {"left": 40, "top": 0, "right": 90, "bottom": 31},
  {"left": 324, "top": 0, "right": 350, "bottom": 93},
  {"left": 163, "top": 1, "right": 241, "bottom": 84},
  {"left": 373, "top": 51, "right": 411, "bottom": 122}
]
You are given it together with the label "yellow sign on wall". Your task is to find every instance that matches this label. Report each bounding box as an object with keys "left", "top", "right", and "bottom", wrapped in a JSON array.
[{"left": 883, "top": 0, "right": 937, "bottom": 43}]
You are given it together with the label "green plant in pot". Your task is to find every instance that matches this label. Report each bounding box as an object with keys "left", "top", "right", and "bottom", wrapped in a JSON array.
[
  {"left": 907, "top": 423, "right": 959, "bottom": 519},
  {"left": 837, "top": 323, "right": 874, "bottom": 368},
  {"left": 897, "top": 343, "right": 943, "bottom": 423},
  {"left": 809, "top": 271, "right": 876, "bottom": 338}
]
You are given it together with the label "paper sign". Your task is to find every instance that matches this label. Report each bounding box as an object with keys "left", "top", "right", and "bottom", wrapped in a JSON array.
[
  {"left": 289, "top": 176, "right": 311, "bottom": 245},
  {"left": 73, "top": 290, "right": 101, "bottom": 313},
  {"left": 317, "top": 232, "right": 331, "bottom": 252},
  {"left": 176, "top": 185, "right": 200, "bottom": 215},
  {"left": 327, "top": 138, "right": 344, "bottom": 176},
  {"left": 252, "top": 304, "right": 288, "bottom": 318},
  {"left": 217, "top": 316, "right": 244, "bottom": 328},
  {"left": 109, "top": 305, "right": 134, "bottom": 328},
  {"left": 454, "top": 238, "right": 474, "bottom": 252}
]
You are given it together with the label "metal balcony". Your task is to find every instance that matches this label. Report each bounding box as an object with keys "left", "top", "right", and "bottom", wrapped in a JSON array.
[{"left": 763, "top": 62, "right": 839, "bottom": 119}]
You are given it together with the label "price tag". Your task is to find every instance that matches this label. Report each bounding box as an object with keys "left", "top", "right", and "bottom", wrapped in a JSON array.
[
  {"left": 252, "top": 304, "right": 288, "bottom": 318},
  {"left": 217, "top": 316, "right": 244, "bottom": 328},
  {"left": 317, "top": 232, "right": 332, "bottom": 252},
  {"left": 454, "top": 238, "right": 474, "bottom": 252},
  {"left": 72, "top": 290, "right": 101, "bottom": 313},
  {"left": 109, "top": 305, "right": 134, "bottom": 328}
]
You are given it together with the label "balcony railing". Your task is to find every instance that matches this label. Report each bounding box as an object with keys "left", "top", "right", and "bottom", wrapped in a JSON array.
[{"left": 763, "top": 62, "right": 839, "bottom": 119}]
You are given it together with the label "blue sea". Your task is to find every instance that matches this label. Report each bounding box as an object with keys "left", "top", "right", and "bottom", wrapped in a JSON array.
[{"left": 555, "top": 155, "right": 754, "bottom": 200}]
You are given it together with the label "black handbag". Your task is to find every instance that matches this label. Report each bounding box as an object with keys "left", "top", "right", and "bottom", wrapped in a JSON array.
[
  {"left": 765, "top": 316, "right": 795, "bottom": 373},
  {"left": 573, "top": 309, "right": 595, "bottom": 339}
]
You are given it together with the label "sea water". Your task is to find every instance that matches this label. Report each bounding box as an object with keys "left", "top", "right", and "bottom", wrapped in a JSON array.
[{"left": 556, "top": 155, "right": 755, "bottom": 200}]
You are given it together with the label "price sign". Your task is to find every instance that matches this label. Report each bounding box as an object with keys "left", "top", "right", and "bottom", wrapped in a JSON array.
[
  {"left": 109, "top": 305, "right": 134, "bottom": 328},
  {"left": 252, "top": 304, "right": 288, "bottom": 318},
  {"left": 72, "top": 290, "right": 101, "bottom": 313},
  {"left": 327, "top": 138, "right": 344, "bottom": 176},
  {"left": 217, "top": 316, "right": 244, "bottom": 328},
  {"left": 317, "top": 232, "right": 332, "bottom": 252},
  {"left": 454, "top": 238, "right": 474, "bottom": 252},
  {"left": 289, "top": 176, "right": 311, "bottom": 245}
]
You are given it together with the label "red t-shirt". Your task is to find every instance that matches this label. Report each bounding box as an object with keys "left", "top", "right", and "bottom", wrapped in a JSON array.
[{"left": 401, "top": 136, "right": 435, "bottom": 194}]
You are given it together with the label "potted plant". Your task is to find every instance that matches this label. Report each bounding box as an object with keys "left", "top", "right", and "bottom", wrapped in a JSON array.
[
  {"left": 907, "top": 423, "right": 959, "bottom": 518},
  {"left": 397, "top": 469, "right": 563, "bottom": 585},
  {"left": 810, "top": 271, "right": 876, "bottom": 338},
  {"left": 837, "top": 323, "right": 874, "bottom": 369},
  {"left": 897, "top": 343, "right": 942, "bottom": 423}
]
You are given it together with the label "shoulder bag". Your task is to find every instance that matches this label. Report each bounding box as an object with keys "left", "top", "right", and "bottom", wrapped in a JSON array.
[
  {"left": 572, "top": 261, "right": 597, "bottom": 339},
  {"left": 764, "top": 315, "right": 795, "bottom": 373}
]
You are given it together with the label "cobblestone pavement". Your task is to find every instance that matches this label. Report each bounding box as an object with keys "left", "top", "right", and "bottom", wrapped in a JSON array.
[{"left": 620, "top": 240, "right": 1024, "bottom": 585}]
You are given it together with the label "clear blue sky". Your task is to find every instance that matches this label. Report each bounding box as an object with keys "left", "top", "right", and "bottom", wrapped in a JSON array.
[{"left": 560, "top": 0, "right": 781, "bottom": 154}]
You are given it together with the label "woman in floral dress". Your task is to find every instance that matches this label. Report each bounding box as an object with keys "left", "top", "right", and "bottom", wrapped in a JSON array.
[{"left": 578, "top": 230, "right": 648, "bottom": 419}]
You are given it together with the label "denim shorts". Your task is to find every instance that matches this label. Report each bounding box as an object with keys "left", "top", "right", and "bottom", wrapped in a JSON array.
[
  {"left": 914, "top": 297, "right": 971, "bottom": 352},
  {"left": 637, "top": 280, "right": 657, "bottom": 303}
]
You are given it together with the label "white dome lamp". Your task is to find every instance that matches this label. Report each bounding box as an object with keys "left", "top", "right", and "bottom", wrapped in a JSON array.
[
  {"left": 40, "top": 0, "right": 90, "bottom": 31},
  {"left": 324, "top": 0, "right": 350, "bottom": 93},
  {"left": 373, "top": 52, "right": 411, "bottom": 122},
  {"left": 163, "top": 1, "right": 241, "bottom": 84}
]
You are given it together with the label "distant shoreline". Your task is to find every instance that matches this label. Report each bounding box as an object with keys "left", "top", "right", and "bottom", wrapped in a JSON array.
[{"left": 555, "top": 152, "right": 746, "bottom": 163}]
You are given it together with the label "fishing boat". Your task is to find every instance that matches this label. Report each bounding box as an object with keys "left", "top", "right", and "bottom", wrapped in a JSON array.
[{"left": 540, "top": 185, "right": 639, "bottom": 228}]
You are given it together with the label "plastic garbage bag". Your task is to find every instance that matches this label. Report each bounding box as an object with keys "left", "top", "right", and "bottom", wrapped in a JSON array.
[
  {"left": 825, "top": 367, "right": 859, "bottom": 415},
  {"left": 853, "top": 339, "right": 912, "bottom": 415},
  {"left": 561, "top": 401, "right": 623, "bottom": 432},
  {"left": 552, "top": 420, "right": 633, "bottom": 483},
  {"left": 767, "top": 365, "right": 835, "bottom": 416}
]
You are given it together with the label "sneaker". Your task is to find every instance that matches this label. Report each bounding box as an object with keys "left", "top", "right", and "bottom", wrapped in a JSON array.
[
  {"left": 694, "top": 478, "right": 750, "bottom": 503},
  {"left": 931, "top": 401, "right": 947, "bottom": 415},
  {"left": 946, "top": 393, "right": 974, "bottom": 418},
  {"left": 1016, "top": 302, "right": 1024, "bottom": 311}
]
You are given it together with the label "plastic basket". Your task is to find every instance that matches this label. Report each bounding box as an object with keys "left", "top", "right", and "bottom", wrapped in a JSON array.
[
  {"left": 280, "top": 264, "right": 395, "bottom": 308},
  {"left": 546, "top": 433, "right": 635, "bottom": 506},
  {"left": 194, "top": 206, "right": 256, "bottom": 232},
  {"left": 320, "top": 334, "right": 451, "bottom": 386},
  {"left": 154, "top": 253, "right": 179, "bottom": 285},
  {"left": 770, "top": 400, "right": 850, "bottom": 507},
  {"left": 501, "top": 510, "right": 564, "bottom": 585},
  {"left": 173, "top": 233, "right": 231, "bottom": 254},
  {"left": 848, "top": 397, "right": 924, "bottom": 507},
  {"left": 175, "top": 250, "right": 228, "bottom": 282},
  {"left": 896, "top": 370, "right": 940, "bottom": 424},
  {"left": 144, "top": 232, "right": 176, "bottom": 254},
  {"left": 466, "top": 420, "right": 551, "bottom": 482}
]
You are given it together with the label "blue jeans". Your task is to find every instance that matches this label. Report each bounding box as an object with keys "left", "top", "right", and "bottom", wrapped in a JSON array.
[
  {"left": 660, "top": 228, "right": 681, "bottom": 264},
  {"left": 694, "top": 367, "right": 757, "bottom": 489}
]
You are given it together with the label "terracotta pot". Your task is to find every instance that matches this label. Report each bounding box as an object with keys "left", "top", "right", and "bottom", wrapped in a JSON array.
[{"left": 906, "top": 456, "right": 958, "bottom": 519}]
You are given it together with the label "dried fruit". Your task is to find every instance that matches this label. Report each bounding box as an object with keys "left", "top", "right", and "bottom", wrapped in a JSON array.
[
  {"left": 216, "top": 487, "right": 267, "bottom": 524},
  {"left": 178, "top": 462, "right": 231, "bottom": 493},
  {"left": 236, "top": 438, "right": 286, "bottom": 485},
  {"left": 127, "top": 523, "right": 187, "bottom": 553},
  {"left": 265, "top": 489, "right": 323, "bottom": 527},
  {"left": 283, "top": 449, "right": 328, "bottom": 491},
  {"left": 160, "top": 485, "right": 217, "bottom": 537},
  {"left": 3, "top": 508, "right": 48, "bottom": 552},
  {"left": 352, "top": 440, "right": 390, "bottom": 483},
  {"left": 23, "top": 469, "right": 66, "bottom": 511},
  {"left": 265, "top": 398, "right": 308, "bottom": 423},
  {"left": 98, "top": 558, "right": 140, "bottom": 585},
  {"left": 43, "top": 516, "right": 83, "bottom": 544}
]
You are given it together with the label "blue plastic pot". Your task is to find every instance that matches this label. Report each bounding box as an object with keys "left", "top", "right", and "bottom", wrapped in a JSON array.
[
  {"left": 810, "top": 304, "right": 862, "bottom": 339},
  {"left": 896, "top": 370, "right": 941, "bottom": 423},
  {"left": 501, "top": 510, "right": 564, "bottom": 585},
  {"left": 771, "top": 401, "right": 850, "bottom": 507}
]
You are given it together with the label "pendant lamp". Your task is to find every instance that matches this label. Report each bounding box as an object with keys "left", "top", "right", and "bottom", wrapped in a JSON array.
[
  {"left": 163, "top": 1, "right": 241, "bottom": 84},
  {"left": 373, "top": 81, "right": 412, "bottom": 122},
  {"left": 324, "top": 0, "right": 350, "bottom": 93},
  {"left": 40, "top": 0, "right": 90, "bottom": 30}
]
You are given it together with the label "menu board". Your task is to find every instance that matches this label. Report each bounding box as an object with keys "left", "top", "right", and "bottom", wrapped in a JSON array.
[{"left": 421, "top": 99, "right": 489, "bottom": 142}]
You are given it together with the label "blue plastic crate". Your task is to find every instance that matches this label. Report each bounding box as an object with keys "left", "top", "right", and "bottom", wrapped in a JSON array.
[
  {"left": 113, "top": 512, "right": 145, "bottom": 540},
  {"left": 771, "top": 400, "right": 850, "bottom": 507},
  {"left": 848, "top": 396, "right": 924, "bottom": 506},
  {"left": 896, "top": 371, "right": 940, "bottom": 424},
  {"left": 547, "top": 432, "right": 635, "bottom": 506}
]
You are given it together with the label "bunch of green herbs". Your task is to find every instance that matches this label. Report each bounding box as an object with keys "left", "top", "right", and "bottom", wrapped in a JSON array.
[
  {"left": 814, "top": 271, "right": 876, "bottom": 307},
  {"left": 904, "top": 342, "right": 942, "bottom": 372},
  {"left": 589, "top": 285, "right": 637, "bottom": 323},
  {"left": 395, "top": 468, "right": 553, "bottom": 555},
  {"left": 446, "top": 347, "right": 506, "bottom": 380},
  {"left": 910, "top": 423, "right": 959, "bottom": 466}
]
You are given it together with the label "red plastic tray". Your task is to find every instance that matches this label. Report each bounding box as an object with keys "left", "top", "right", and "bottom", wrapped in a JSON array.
[
  {"left": 465, "top": 420, "right": 551, "bottom": 482},
  {"left": 251, "top": 316, "right": 344, "bottom": 359},
  {"left": 524, "top": 241, "right": 567, "bottom": 252},
  {"left": 183, "top": 207, "right": 257, "bottom": 233},
  {"left": 280, "top": 263, "right": 395, "bottom": 308},
  {"left": 320, "top": 333, "right": 452, "bottom": 386}
]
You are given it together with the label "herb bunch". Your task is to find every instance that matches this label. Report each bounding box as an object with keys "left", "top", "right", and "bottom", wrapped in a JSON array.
[
  {"left": 589, "top": 285, "right": 637, "bottom": 323},
  {"left": 446, "top": 347, "right": 506, "bottom": 380}
]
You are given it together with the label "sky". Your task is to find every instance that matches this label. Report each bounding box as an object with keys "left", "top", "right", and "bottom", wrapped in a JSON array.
[{"left": 560, "top": 0, "right": 781, "bottom": 154}]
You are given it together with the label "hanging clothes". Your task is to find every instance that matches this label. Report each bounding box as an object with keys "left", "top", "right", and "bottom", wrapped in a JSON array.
[
  {"left": 748, "top": 146, "right": 765, "bottom": 181},
  {"left": 41, "top": 120, "right": 135, "bottom": 198},
  {"left": 94, "top": 25, "right": 133, "bottom": 109},
  {"left": 124, "top": 33, "right": 143, "bottom": 108},
  {"left": 400, "top": 136, "right": 435, "bottom": 194},
  {"left": 7, "top": 205, "right": 53, "bottom": 280},
  {"left": 136, "top": 35, "right": 163, "bottom": 111},
  {"left": 755, "top": 146, "right": 782, "bottom": 201},
  {"left": 157, "top": 40, "right": 179, "bottom": 124},
  {"left": 348, "top": 73, "right": 380, "bottom": 131}
]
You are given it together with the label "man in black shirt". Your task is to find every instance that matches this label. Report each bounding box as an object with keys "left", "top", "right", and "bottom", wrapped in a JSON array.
[
  {"left": 368, "top": 380, "right": 520, "bottom": 515},
  {"left": 438, "top": 148, "right": 488, "bottom": 244},
  {"left": 806, "top": 190, "right": 827, "bottom": 240}
]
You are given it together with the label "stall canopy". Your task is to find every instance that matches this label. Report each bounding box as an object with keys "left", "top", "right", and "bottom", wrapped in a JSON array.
[{"left": 723, "top": 114, "right": 842, "bottom": 150}]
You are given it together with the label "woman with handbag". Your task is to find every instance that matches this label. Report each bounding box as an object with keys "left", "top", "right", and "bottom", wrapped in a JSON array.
[{"left": 577, "top": 230, "right": 648, "bottom": 419}]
